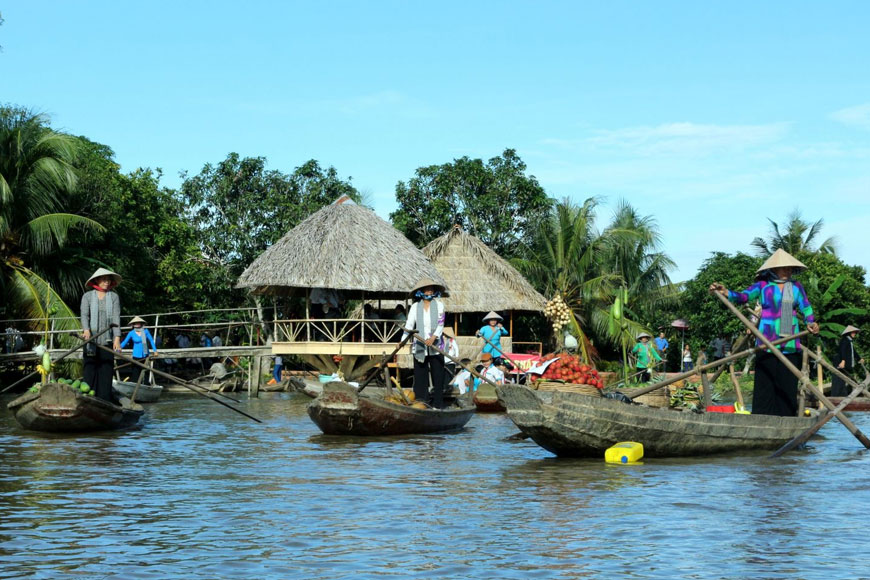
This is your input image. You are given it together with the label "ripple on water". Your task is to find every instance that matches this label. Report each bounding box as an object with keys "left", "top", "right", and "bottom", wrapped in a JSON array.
[{"left": 3, "top": 393, "right": 870, "bottom": 579}]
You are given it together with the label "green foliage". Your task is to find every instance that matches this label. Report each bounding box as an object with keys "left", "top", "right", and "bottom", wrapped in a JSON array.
[
  {"left": 390, "top": 149, "right": 551, "bottom": 258},
  {"left": 751, "top": 208, "right": 837, "bottom": 256},
  {"left": 680, "top": 252, "right": 763, "bottom": 352}
]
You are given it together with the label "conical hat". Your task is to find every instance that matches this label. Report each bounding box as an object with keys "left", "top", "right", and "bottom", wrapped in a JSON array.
[
  {"left": 410, "top": 277, "right": 449, "bottom": 296},
  {"left": 756, "top": 249, "right": 807, "bottom": 273},
  {"left": 636, "top": 332, "right": 652, "bottom": 340},
  {"left": 482, "top": 311, "right": 503, "bottom": 322},
  {"left": 842, "top": 325, "right": 861, "bottom": 335},
  {"left": 85, "top": 268, "right": 122, "bottom": 289},
  {"left": 442, "top": 326, "right": 454, "bottom": 338},
  {"left": 129, "top": 316, "right": 146, "bottom": 325}
]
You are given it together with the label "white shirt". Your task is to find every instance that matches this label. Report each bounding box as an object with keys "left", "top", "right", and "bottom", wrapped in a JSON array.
[
  {"left": 445, "top": 337, "right": 460, "bottom": 359},
  {"left": 451, "top": 369, "right": 472, "bottom": 394},
  {"left": 402, "top": 300, "right": 445, "bottom": 341}
]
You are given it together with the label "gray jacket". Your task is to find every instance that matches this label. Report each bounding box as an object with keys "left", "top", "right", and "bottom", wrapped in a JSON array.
[{"left": 80, "top": 290, "right": 121, "bottom": 340}]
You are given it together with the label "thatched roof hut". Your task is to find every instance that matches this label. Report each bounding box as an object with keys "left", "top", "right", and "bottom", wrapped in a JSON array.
[
  {"left": 236, "top": 196, "right": 446, "bottom": 298},
  {"left": 423, "top": 227, "right": 546, "bottom": 313}
]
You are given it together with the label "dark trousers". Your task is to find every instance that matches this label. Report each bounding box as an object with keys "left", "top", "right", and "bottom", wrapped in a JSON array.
[
  {"left": 753, "top": 351, "right": 801, "bottom": 416},
  {"left": 831, "top": 367, "right": 854, "bottom": 397},
  {"left": 635, "top": 368, "right": 651, "bottom": 383},
  {"left": 133, "top": 358, "right": 151, "bottom": 385},
  {"left": 84, "top": 346, "right": 116, "bottom": 402},
  {"left": 413, "top": 355, "right": 445, "bottom": 408}
]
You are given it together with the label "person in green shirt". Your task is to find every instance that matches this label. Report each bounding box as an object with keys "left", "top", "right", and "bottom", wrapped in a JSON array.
[{"left": 631, "top": 332, "right": 662, "bottom": 383}]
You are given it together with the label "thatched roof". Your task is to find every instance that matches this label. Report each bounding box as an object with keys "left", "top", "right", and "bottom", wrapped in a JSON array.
[
  {"left": 423, "top": 227, "right": 546, "bottom": 313},
  {"left": 236, "top": 197, "right": 447, "bottom": 297}
]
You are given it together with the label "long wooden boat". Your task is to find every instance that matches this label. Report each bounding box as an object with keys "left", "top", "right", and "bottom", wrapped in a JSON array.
[
  {"left": 826, "top": 396, "right": 870, "bottom": 411},
  {"left": 7, "top": 382, "right": 144, "bottom": 432},
  {"left": 307, "top": 381, "right": 475, "bottom": 436},
  {"left": 497, "top": 384, "right": 817, "bottom": 457},
  {"left": 112, "top": 379, "right": 163, "bottom": 403}
]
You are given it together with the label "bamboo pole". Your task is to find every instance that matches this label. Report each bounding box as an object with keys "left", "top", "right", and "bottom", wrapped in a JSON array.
[
  {"left": 623, "top": 332, "right": 808, "bottom": 400},
  {"left": 711, "top": 290, "right": 870, "bottom": 449}
]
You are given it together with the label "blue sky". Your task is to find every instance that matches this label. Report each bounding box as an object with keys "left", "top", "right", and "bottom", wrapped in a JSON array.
[{"left": 2, "top": 1, "right": 869, "bottom": 282}]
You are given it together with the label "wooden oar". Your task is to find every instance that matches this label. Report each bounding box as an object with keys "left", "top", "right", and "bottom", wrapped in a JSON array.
[
  {"left": 1, "top": 327, "right": 115, "bottom": 394},
  {"left": 90, "top": 342, "right": 262, "bottom": 423},
  {"left": 711, "top": 290, "right": 870, "bottom": 449},
  {"left": 622, "top": 331, "right": 808, "bottom": 401},
  {"left": 408, "top": 331, "right": 501, "bottom": 390},
  {"left": 771, "top": 375, "right": 870, "bottom": 458},
  {"left": 357, "top": 332, "right": 414, "bottom": 392},
  {"left": 727, "top": 362, "right": 746, "bottom": 410}
]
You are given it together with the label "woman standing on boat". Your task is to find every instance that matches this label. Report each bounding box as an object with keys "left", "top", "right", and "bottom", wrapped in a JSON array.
[
  {"left": 81, "top": 268, "right": 122, "bottom": 402},
  {"left": 631, "top": 332, "right": 661, "bottom": 383},
  {"left": 120, "top": 316, "right": 158, "bottom": 385},
  {"left": 832, "top": 325, "right": 863, "bottom": 396},
  {"left": 402, "top": 278, "right": 448, "bottom": 408},
  {"left": 710, "top": 249, "right": 819, "bottom": 416},
  {"left": 476, "top": 311, "right": 508, "bottom": 359}
]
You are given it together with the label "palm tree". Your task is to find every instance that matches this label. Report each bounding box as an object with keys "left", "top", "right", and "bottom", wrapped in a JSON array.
[
  {"left": 0, "top": 107, "right": 104, "bottom": 336},
  {"left": 751, "top": 209, "right": 837, "bottom": 257}
]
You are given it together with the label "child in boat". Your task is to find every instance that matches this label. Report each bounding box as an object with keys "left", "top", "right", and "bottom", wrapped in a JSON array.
[
  {"left": 631, "top": 332, "right": 661, "bottom": 383},
  {"left": 474, "top": 352, "right": 505, "bottom": 389},
  {"left": 120, "top": 316, "right": 158, "bottom": 385},
  {"left": 450, "top": 358, "right": 474, "bottom": 394}
]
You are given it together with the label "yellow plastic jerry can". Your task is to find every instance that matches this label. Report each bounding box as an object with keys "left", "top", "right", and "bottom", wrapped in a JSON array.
[{"left": 605, "top": 441, "right": 644, "bottom": 464}]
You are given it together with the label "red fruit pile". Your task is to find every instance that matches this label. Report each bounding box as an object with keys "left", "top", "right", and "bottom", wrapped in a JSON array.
[{"left": 536, "top": 353, "right": 603, "bottom": 389}]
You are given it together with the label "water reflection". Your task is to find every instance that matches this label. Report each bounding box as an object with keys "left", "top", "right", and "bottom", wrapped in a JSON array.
[{"left": 2, "top": 393, "right": 870, "bottom": 579}]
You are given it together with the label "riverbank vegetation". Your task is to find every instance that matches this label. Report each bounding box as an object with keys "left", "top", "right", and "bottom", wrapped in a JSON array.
[{"left": 2, "top": 104, "right": 868, "bottom": 364}]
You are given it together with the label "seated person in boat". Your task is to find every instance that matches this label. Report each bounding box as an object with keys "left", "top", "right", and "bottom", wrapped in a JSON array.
[
  {"left": 450, "top": 358, "right": 474, "bottom": 394},
  {"left": 709, "top": 249, "right": 819, "bottom": 417},
  {"left": 474, "top": 352, "right": 505, "bottom": 389},
  {"left": 120, "top": 316, "right": 158, "bottom": 385}
]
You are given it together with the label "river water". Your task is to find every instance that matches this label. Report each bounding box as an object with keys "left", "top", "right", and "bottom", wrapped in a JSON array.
[{"left": 1, "top": 392, "right": 870, "bottom": 580}]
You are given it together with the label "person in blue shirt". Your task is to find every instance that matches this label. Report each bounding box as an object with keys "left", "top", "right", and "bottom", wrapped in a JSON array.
[
  {"left": 654, "top": 332, "right": 669, "bottom": 371},
  {"left": 476, "top": 311, "right": 508, "bottom": 358},
  {"left": 120, "top": 316, "right": 158, "bottom": 384}
]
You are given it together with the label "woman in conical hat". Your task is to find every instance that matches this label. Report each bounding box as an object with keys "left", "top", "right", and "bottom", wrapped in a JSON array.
[
  {"left": 832, "top": 325, "right": 863, "bottom": 397},
  {"left": 119, "top": 316, "right": 158, "bottom": 385},
  {"left": 401, "top": 277, "right": 448, "bottom": 408},
  {"left": 80, "top": 268, "right": 123, "bottom": 402},
  {"left": 709, "top": 248, "right": 819, "bottom": 416},
  {"left": 630, "top": 332, "right": 661, "bottom": 383},
  {"left": 476, "top": 311, "right": 508, "bottom": 358}
]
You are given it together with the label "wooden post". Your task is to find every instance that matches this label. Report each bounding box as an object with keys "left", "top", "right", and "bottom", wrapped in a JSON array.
[
  {"left": 251, "top": 355, "right": 261, "bottom": 398},
  {"left": 798, "top": 348, "right": 809, "bottom": 415},
  {"left": 817, "top": 345, "right": 823, "bottom": 396},
  {"left": 510, "top": 310, "right": 514, "bottom": 337}
]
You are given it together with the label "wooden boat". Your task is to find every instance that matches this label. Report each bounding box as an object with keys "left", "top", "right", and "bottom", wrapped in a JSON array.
[
  {"left": 473, "top": 382, "right": 506, "bottom": 412},
  {"left": 497, "top": 384, "right": 817, "bottom": 457},
  {"left": 291, "top": 376, "right": 389, "bottom": 399},
  {"left": 826, "top": 396, "right": 870, "bottom": 412},
  {"left": 307, "top": 381, "right": 475, "bottom": 436},
  {"left": 112, "top": 379, "right": 163, "bottom": 403},
  {"left": 7, "top": 382, "right": 144, "bottom": 432}
]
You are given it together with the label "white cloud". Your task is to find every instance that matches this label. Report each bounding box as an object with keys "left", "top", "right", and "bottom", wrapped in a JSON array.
[{"left": 830, "top": 103, "right": 870, "bottom": 131}]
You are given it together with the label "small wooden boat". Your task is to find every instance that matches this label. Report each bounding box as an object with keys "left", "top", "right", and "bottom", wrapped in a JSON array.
[
  {"left": 497, "top": 384, "right": 817, "bottom": 457},
  {"left": 292, "top": 376, "right": 389, "bottom": 399},
  {"left": 112, "top": 379, "right": 163, "bottom": 403},
  {"left": 473, "top": 382, "right": 506, "bottom": 412},
  {"left": 826, "top": 396, "right": 870, "bottom": 411},
  {"left": 7, "top": 382, "right": 144, "bottom": 432},
  {"left": 307, "top": 381, "right": 475, "bottom": 436}
]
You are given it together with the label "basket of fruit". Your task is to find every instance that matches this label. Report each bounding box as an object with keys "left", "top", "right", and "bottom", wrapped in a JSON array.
[{"left": 529, "top": 353, "right": 604, "bottom": 396}]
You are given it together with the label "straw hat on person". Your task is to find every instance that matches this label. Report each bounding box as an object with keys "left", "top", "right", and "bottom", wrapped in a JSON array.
[
  {"left": 842, "top": 325, "right": 861, "bottom": 336},
  {"left": 129, "top": 316, "right": 146, "bottom": 326},
  {"left": 442, "top": 327, "right": 455, "bottom": 338},
  {"left": 410, "top": 277, "right": 449, "bottom": 296},
  {"left": 482, "top": 311, "right": 503, "bottom": 322},
  {"left": 636, "top": 332, "right": 652, "bottom": 340},
  {"left": 85, "top": 267, "right": 122, "bottom": 289},
  {"left": 756, "top": 249, "right": 808, "bottom": 274}
]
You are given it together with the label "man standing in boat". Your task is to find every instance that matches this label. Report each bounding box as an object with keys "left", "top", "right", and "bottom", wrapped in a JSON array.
[
  {"left": 710, "top": 249, "right": 819, "bottom": 416},
  {"left": 402, "top": 278, "right": 449, "bottom": 408},
  {"left": 832, "top": 325, "right": 863, "bottom": 397}
]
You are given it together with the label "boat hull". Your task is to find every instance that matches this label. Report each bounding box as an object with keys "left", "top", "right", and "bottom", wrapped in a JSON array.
[
  {"left": 308, "top": 381, "right": 475, "bottom": 436},
  {"left": 473, "top": 383, "right": 506, "bottom": 412},
  {"left": 7, "top": 383, "right": 144, "bottom": 433},
  {"left": 827, "top": 396, "right": 870, "bottom": 411},
  {"left": 497, "top": 384, "right": 817, "bottom": 457},
  {"left": 112, "top": 379, "right": 163, "bottom": 403}
]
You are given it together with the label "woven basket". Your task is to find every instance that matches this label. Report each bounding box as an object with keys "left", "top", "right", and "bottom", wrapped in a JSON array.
[
  {"left": 616, "top": 387, "right": 670, "bottom": 408},
  {"left": 535, "top": 380, "right": 602, "bottom": 397}
]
